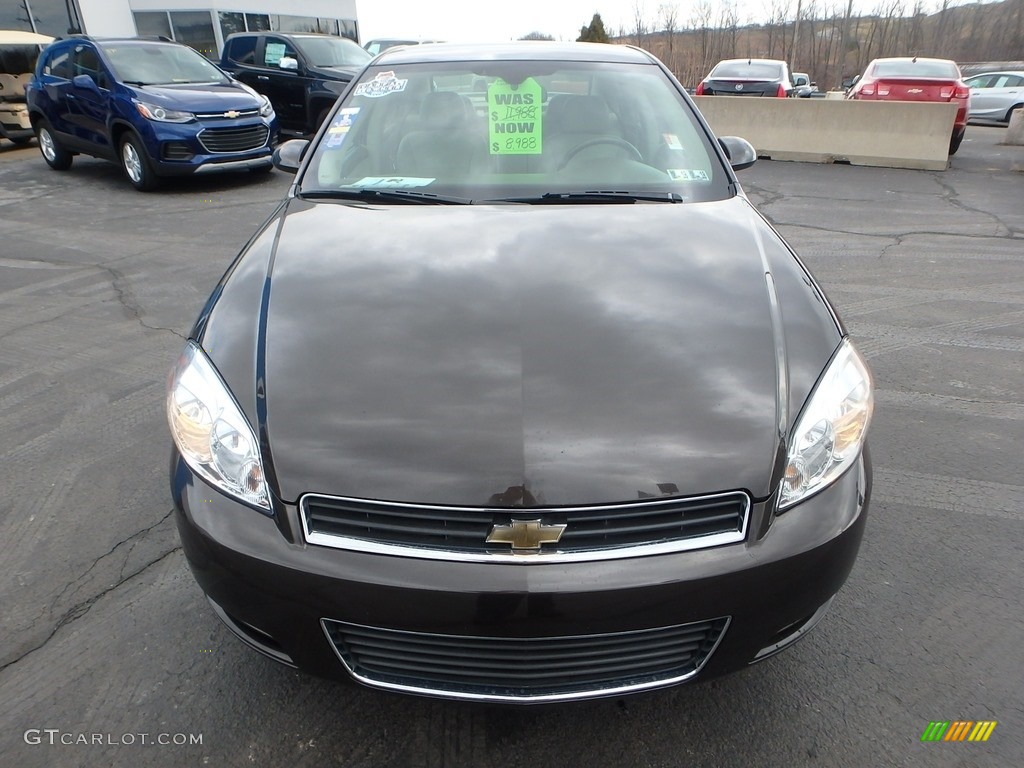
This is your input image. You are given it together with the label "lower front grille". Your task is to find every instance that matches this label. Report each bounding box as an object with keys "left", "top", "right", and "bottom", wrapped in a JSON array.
[
  {"left": 322, "top": 617, "right": 729, "bottom": 702},
  {"left": 198, "top": 124, "right": 270, "bottom": 153}
]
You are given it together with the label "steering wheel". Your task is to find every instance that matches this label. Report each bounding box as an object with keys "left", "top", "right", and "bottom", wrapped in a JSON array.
[{"left": 557, "top": 137, "right": 644, "bottom": 170}]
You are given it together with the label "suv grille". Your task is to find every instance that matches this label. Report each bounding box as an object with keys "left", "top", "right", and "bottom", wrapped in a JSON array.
[
  {"left": 301, "top": 492, "right": 749, "bottom": 562},
  {"left": 198, "top": 125, "right": 269, "bottom": 153},
  {"left": 194, "top": 108, "right": 260, "bottom": 120},
  {"left": 323, "top": 617, "right": 729, "bottom": 702}
]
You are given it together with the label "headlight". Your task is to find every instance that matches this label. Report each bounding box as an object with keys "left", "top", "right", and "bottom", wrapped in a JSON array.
[
  {"left": 135, "top": 101, "right": 194, "bottom": 123},
  {"left": 258, "top": 95, "right": 274, "bottom": 118},
  {"left": 779, "top": 339, "right": 873, "bottom": 510},
  {"left": 167, "top": 342, "right": 270, "bottom": 511}
]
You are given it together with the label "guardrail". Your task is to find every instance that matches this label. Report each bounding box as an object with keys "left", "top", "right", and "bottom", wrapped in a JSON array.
[{"left": 694, "top": 96, "right": 958, "bottom": 171}]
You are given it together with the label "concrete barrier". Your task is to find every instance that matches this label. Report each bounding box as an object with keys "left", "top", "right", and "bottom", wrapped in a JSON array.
[
  {"left": 1006, "top": 107, "right": 1024, "bottom": 146},
  {"left": 694, "top": 96, "right": 958, "bottom": 171}
]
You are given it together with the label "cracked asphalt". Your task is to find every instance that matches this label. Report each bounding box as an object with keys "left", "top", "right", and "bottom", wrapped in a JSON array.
[{"left": 1, "top": 126, "right": 1022, "bottom": 768}]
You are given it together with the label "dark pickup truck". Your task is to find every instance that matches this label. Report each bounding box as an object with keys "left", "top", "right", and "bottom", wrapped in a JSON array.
[{"left": 220, "top": 32, "right": 371, "bottom": 137}]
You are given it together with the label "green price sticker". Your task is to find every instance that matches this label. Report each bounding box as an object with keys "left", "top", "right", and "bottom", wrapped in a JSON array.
[{"left": 488, "top": 78, "right": 543, "bottom": 155}]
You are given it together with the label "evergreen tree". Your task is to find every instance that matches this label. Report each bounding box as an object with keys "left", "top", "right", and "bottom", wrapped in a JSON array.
[{"left": 577, "top": 13, "right": 610, "bottom": 43}]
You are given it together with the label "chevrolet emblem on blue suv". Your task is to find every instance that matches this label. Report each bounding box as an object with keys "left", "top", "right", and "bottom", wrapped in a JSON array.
[{"left": 26, "top": 35, "right": 277, "bottom": 190}]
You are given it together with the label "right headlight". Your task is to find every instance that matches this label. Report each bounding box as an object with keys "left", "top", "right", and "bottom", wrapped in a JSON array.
[
  {"left": 779, "top": 339, "right": 873, "bottom": 510},
  {"left": 135, "top": 101, "right": 194, "bottom": 123},
  {"left": 167, "top": 342, "right": 270, "bottom": 511}
]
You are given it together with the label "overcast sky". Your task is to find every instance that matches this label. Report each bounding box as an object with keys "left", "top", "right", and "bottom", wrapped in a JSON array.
[{"left": 355, "top": 1, "right": 884, "bottom": 44}]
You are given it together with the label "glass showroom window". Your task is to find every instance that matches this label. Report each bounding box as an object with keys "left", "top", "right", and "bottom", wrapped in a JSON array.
[
  {"left": 133, "top": 11, "right": 172, "bottom": 39},
  {"left": 169, "top": 11, "right": 218, "bottom": 60}
]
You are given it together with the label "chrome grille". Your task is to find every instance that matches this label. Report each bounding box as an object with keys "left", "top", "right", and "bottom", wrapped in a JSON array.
[
  {"left": 301, "top": 491, "right": 749, "bottom": 562},
  {"left": 323, "top": 617, "right": 729, "bottom": 702},
  {"left": 194, "top": 107, "right": 260, "bottom": 119},
  {"left": 197, "top": 124, "right": 269, "bottom": 153}
]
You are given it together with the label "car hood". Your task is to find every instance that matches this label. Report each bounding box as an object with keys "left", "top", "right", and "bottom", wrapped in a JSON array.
[
  {"left": 129, "top": 82, "right": 262, "bottom": 111},
  {"left": 309, "top": 64, "right": 361, "bottom": 80},
  {"left": 199, "top": 197, "right": 842, "bottom": 507}
]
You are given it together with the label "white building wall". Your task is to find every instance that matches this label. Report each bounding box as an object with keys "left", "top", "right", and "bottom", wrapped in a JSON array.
[{"left": 76, "top": 0, "right": 138, "bottom": 37}]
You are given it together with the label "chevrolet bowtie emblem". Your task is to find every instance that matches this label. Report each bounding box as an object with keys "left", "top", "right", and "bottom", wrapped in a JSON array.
[
  {"left": 486, "top": 519, "right": 566, "bottom": 552},
  {"left": 907, "top": 88, "right": 923, "bottom": 94},
  {"left": 224, "top": 110, "right": 240, "bottom": 118}
]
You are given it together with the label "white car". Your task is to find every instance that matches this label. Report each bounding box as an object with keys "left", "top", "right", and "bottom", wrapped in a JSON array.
[{"left": 963, "top": 71, "right": 1024, "bottom": 124}]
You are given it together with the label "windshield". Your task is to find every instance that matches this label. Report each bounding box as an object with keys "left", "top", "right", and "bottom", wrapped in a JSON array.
[
  {"left": 295, "top": 36, "right": 372, "bottom": 68},
  {"left": 871, "top": 60, "right": 960, "bottom": 79},
  {"left": 101, "top": 42, "right": 230, "bottom": 85},
  {"left": 300, "top": 59, "right": 729, "bottom": 203},
  {"left": 709, "top": 61, "right": 783, "bottom": 80}
]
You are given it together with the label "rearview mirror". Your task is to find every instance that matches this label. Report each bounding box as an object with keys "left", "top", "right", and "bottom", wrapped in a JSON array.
[{"left": 272, "top": 139, "right": 310, "bottom": 173}]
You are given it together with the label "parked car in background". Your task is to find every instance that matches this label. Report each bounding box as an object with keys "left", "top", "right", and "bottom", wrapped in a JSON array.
[
  {"left": 26, "top": 36, "right": 276, "bottom": 190},
  {"left": 168, "top": 42, "right": 874, "bottom": 704},
  {"left": 0, "top": 29, "right": 53, "bottom": 145},
  {"left": 846, "top": 57, "right": 970, "bottom": 154},
  {"left": 792, "top": 71, "right": 818, "bottom": 98},
  {"left": 696, "top": 58, "right": 795, "bottom": 97},
  {"left": 221, "top": 32, "right": 371, "bottom": 137},
  {"left": 963, "top": 70, "right": 1024, "bottom": 124}
]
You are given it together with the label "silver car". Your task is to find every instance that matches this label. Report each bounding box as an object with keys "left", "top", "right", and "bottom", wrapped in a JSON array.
[{"left": 964, "top": 71, "right": 1024, "bottom": 124}]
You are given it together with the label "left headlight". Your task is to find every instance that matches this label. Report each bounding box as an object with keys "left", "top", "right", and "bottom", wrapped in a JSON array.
[
  {"left": 135, "top": 101, "right": 194, "bottom": 123},
  {"left": 167, "top": 342, "right": 270, "bottom": 511},
  {"left": 258, "top": 95, "right": 273, "bottom": 118},
  {"left": 779, "top": 339, "right": 873, "bottom": 510}
]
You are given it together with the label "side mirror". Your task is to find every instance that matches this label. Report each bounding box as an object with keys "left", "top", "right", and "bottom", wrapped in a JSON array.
[
  {"left": 279, "top": 56, "right": 299, "bottom": 72},
  {"left": 72, "top": 73, "right": 98, "bottom": 92},
  {"left": 718, "top": 136, "right": 757, "bottom": 171},
  {"left": 272, "top": 139, "right": 310, "bottom": 173}
]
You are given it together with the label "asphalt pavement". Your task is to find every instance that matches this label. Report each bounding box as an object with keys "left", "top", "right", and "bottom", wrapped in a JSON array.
[{"left": 0, "top": 125, "right": 1022, "bottom": 768}]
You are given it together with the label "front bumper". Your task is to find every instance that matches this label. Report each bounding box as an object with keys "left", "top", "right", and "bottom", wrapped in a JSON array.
[
  {"left": 140, "top": 115, "right": 276, "bottom": 177},
  {"left": 171, "top": 449, "right": 871, "bottom": 703}
]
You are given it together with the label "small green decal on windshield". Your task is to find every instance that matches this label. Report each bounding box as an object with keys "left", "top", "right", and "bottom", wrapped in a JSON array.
[{"left": 488, "top": 78, "right": 542, "bottom": 155}]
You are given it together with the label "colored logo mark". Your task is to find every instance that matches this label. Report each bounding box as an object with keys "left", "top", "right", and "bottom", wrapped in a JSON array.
[{"left": 921, "top": 721, "right": 997, "bottom": 742}]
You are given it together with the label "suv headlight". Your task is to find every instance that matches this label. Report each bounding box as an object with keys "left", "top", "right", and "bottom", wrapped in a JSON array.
[
  {"left": 258, "top": 95, "right": 274, "bottom": 118},
  {"left": 779, "top": 339, "right": 873, "bottom": 510},
  {"left": 135, "top": 101, "right": 194, "bottom": 123},
  {"left": 167, "top": 342, "right": 270, "bottom": 511}
]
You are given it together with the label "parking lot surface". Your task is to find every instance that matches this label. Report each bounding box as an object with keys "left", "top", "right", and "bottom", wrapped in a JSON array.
[{"left": 1, "top": 126, "right": 1022, "bottom": 767}]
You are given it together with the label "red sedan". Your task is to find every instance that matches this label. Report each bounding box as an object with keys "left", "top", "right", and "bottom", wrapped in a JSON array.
[{"left": 847, "top": 57, "right": 971, "bottom": 154}]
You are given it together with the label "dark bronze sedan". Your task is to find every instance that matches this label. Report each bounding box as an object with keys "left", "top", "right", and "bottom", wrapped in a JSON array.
[{"left": 167, "top": 42, "right": 874, "bottom": 703}]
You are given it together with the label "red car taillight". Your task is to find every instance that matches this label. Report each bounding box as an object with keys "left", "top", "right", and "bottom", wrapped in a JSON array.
[
  {"left": 695, "top": 82, "right": 705, "bottom": 96},
  {"left": 860, "top": 84, "right": 875, "bottom": 96},
  {"left": 953, "top": 85, "right": 970, "bottom": 100},
  {"left": 939, "top": 85, "right": 954, "bottom": 99},
  {"left": 877, "top": 85, "right": 890, "bottom": 96},
  {"left": 776, "top": 84, "right": 787, "bottom": 97}
]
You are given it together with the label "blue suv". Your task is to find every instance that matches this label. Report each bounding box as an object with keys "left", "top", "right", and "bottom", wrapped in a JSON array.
[{"left": 26, "top": 36, "right": 277, "bottom": 190}]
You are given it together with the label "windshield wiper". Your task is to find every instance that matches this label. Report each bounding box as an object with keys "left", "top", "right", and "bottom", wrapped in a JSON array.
[
  {"left": 298, "top": 188, "right": 473, "bottom": 205},
  {"left": 488, "top": 191, "right": 685, "bottom": 204}
]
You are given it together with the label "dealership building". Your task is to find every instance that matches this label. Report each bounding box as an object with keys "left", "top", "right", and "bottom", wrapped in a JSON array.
[{"left": 4, "top": 0, "right": 360, "bottom": 58}]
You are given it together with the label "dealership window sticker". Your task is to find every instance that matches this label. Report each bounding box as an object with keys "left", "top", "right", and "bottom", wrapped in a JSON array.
[{"left": 488, "top": 78, "right": 543, "bottom": 155}]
